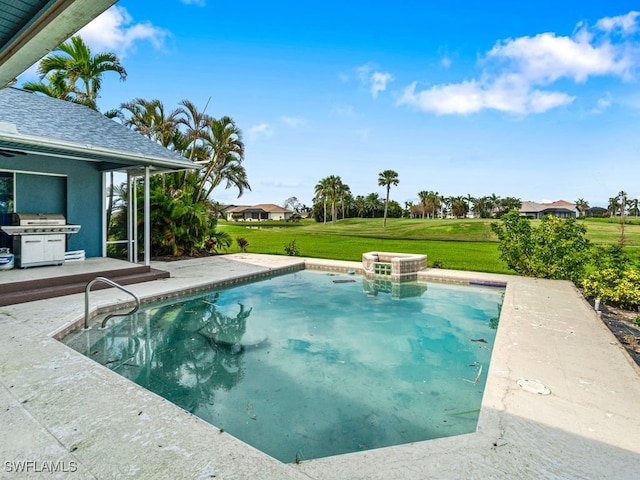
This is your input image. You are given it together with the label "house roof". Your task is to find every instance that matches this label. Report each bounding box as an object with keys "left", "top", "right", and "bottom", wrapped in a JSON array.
[
  {"left": 0, "top": 0, "right": 116, "bottom": 88},
  {"left": 520, "top": 200, "right": 577, "bottom": 213},
  {"left": 0, "top": 87, "right": 196, "bottom": 172},
  {"left": 227, "top": 204, "right": 293, "bottom": 214}
]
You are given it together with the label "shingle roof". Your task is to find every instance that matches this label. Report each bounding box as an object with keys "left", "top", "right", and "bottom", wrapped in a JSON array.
[
  {"left": 520, "top": 200, "right": 576, "bottom": 213},
  {"left": 0, "top": 87, "right": 195, "bottom": 171},
  {"left": 227, "top": 204, "right": 293, "bottom": 213}
]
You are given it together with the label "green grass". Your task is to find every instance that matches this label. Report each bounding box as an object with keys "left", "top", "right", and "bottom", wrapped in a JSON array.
[
  {"left": 579, "top": 217, "right": 640, "bottom": 246},
  {"left": 219, "top": 216, "right": 640, "bottom": 274}
]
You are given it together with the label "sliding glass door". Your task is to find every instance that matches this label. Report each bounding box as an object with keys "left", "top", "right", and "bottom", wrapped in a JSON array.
[{"left": 0, "top": 172, "right": 14, "bottom": 249}]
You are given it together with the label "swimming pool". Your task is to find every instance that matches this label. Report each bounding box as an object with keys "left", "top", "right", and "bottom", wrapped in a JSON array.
[{"left": 64, "top": 269, "right": 503, "bottom": 463}]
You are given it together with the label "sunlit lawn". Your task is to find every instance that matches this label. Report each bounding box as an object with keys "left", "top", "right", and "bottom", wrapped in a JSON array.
[{"left": 218, "top": 216, "right": 640, "bottom": 274}]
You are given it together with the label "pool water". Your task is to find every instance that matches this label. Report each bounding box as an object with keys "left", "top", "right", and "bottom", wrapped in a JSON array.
[{"left": 64, "top": 270, "right": 503, "bottom": 463}]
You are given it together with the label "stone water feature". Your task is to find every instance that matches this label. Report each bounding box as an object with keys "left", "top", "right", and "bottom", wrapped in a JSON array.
[{"left": 362, "top": 251, "right": 428, "bottom": 282}]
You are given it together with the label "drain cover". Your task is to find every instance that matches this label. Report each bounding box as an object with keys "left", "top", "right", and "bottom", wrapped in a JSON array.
[{"left": 517, "top": 379, "right": 551, "bottom": 395}]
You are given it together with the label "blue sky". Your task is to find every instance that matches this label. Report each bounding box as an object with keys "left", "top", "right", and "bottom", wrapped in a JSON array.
[{"left": 21, "top": 1, "right": 640, "bottom": 208}]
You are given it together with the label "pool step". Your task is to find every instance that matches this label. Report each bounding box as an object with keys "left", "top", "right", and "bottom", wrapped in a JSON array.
[{"left": 0, "top": 265, "right": 169, "bottom": 307}]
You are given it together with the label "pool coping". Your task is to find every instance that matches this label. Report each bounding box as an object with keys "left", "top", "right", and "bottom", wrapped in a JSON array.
[{"left": 1, "top": 253, "right": 639, "bottom": 479}]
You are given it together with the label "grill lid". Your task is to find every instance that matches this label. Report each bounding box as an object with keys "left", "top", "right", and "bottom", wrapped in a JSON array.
[{"left": 13, "top": 213, "right": 66, "bottom": 226}]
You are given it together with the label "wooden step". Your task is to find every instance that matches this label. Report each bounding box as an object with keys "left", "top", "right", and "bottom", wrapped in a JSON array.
[{"left": 0, "top": 267, "right": 170, "bottom": 307}]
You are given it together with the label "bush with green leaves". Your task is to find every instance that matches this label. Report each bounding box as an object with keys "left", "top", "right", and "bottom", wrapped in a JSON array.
[
  {"left": 284, "top": 239, "right": 300, "bottom": 256},
  {"left": 582, "top": 245, "right": 640, "bottom": 310},
  {"left": 582, "top": 268, "right": 640, "bottom": 311},
  {"left": 491, "top": 211, "right": 591, "bottom": 284}
]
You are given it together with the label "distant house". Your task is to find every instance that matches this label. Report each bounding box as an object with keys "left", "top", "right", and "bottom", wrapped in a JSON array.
[
  {"left": 519, "top": 200, "right": 578, "bottom": 219},
  {"left": 226, "top": 204, "right": 293, "bottom": 221}
]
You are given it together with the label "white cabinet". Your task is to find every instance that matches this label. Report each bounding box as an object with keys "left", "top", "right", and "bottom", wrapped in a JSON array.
[{"left": 14, "top": 234, "right": 65, "bottom": 267}]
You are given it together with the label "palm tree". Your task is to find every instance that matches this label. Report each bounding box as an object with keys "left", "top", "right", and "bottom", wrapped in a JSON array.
[
  {"left": 115, "top": 97, "right": 247, "bottom": 256},
  {"left": 364, "top": 193, "right": 382, "bottom": 218},
  {"left": 404, "top": 201, "right": 414, "bottom": 218},
  {"left": 119, "top": 98, "right": 181, "bottom": 148},
  {"left": 177, "top": 99, "right": 212, "bottom": 162},
  {"left": 489, "top": 193, "right": 501, "bottom": 218},
  {"left": 451, "top": 196, "right": 469, "bottom": 218},
  {"left": 354, "top": 195, "right": 367, "bottom": 218},
  {"left": 466, "top": 194, "right": 475, "bottom": 218},
  {"left": 22, "top": 71, "right": 78, "bottom": 102},
  {"left": 607, "top": 196, "right": 621, "bottom": 218},
  {"left": 441, "top": 195, "right": 454, "bottom": 218},
  {"left": 314, "top": 178, "right": 327, "bottom": 224},
  {"left": 337, "top": 183, "right": 352, "bottom": 219},
  {"left": 36, "top": 35, "right": 126, "bottom": 110},
  {"left": 325, "top": 175, "right": 344, "bottom": 224},
  {"left": 417, "top": 190, "right": 429, "bottom": 219},
  {"left": 196, "top": 116, "right": 249, "bottom": 203},
  {"left": 575, "top": 198, "right": 589, "bottom": 218},
  {"left": 378, "top": 170, "right": 399, "bottom": 227},
  {"left": 427, "top": 191, "right": 441, "bottom": 219},
  {"left": 629, "top": 198, "right": 639, "bottom": 218}
]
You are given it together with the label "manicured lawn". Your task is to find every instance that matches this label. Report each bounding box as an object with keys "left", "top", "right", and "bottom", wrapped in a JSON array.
[
  {"left": 579, "top": 217, "right": 640, "bottom": 246},
  {"left": 218, "top": 216, "right": 640, "bottom": 274}
]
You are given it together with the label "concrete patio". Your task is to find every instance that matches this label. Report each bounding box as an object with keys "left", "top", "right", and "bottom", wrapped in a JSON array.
[{"left": 0, "top": 254, "right": 639, "bottom": 479}]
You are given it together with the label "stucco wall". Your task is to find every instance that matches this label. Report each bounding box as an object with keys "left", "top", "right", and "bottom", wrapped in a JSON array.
[{"left": 0, "top": 154, "right": 102, "bottom": 257}]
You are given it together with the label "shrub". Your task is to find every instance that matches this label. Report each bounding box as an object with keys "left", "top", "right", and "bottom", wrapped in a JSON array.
[
  {"left": 203, "top": 231, "right": 232, "bottom": 253},
  {"left": 491, "top": 211, "right": 591, "bottom": 284},
  {"left": 284, "top": 240, "right": 300, "bottom": 256},
  {"left": 582, "top": 268, "right": 640, "bottom": 311},
  {"left": 236, "top": 236, "right": 249, "bottom": 252}
]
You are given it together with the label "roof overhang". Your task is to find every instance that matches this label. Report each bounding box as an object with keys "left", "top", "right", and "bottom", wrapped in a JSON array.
[
  {"left": 0, "top": 0, "right": 117, "bottom": 88},
  {"left": 0, "top": 128, "right": 199, "bottom": 173}
]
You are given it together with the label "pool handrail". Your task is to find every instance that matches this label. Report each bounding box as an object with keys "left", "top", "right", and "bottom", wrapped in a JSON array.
[{"left": 83, "top": 276, "right": 140, "bottom": 329}]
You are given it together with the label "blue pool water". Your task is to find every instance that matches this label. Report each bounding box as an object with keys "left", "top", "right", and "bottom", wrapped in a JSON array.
[{"left": 64, "top": 269, "right": 503, "bottom": 463}]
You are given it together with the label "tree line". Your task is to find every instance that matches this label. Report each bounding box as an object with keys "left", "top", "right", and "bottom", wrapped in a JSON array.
[
  {"left": 309, "top": 176, "right": 524, "bottom": 223},
  {"left": 309, "top": 180, "right": 637, "bottom": 225}
]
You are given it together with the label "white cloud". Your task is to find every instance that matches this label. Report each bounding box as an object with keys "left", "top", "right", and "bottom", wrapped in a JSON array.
[
  {"left": 398, "top": 11, "right": 640, "bottom": 116},
  {"left": 527, "top": 90, "right": 576, "bottom": 113},
  {"left": 370, "top": 72, "right": 393, "bottom": 98},
  {"left": 596, "top": 11, "right": 640, "bottom": 34},
  {"left": 487, "top": 32, "right": 631, "bottom": 83},
  {"left": 355, "top": 63, "right": 393, "bottom": 98},
  {"left": 441, "top": 56, "right": 452, "bottom": 68},
  {"left": 281, "top": 116, "right": 307, "bottom": 127},
  {"left": 397, "top": 79, "right": 574, "bottom": 115},
  {"left": 181, "top": 0, "right": 207, "bottom": 6},
  {"left": 248, "top": 123, "right": 273, "bottom": 141},
  {"left": 592, "top": 94, "right": 613, "bottom": 113},
  {"left": 77, "top": 6, "right": 170, "bottom": 57}
]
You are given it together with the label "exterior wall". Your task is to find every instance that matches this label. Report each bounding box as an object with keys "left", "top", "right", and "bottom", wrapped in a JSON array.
[
  {"left": 228, "top": 209, "right": 291, "bottom": 221},
  {"left": 0, "top": 153, "right": 102, "bottom": 257},
  {"left": 268, "top": 212, "right": 292, "bottom": 221},
  {"left": 521, "top": 208, "right": 577, "bottom": 219}
]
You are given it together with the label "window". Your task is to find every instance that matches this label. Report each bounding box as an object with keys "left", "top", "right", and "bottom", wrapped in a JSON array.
[{"left": 0, "top": 172, "right": 14, "bottom": 248}]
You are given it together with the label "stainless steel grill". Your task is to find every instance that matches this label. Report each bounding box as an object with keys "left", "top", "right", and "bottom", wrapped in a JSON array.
[
  {"left": 1, "top": 213, "right": 81, "bottom": 235},
  {"left": 0, "top": 213, "right": 81, "bottom": 268}
]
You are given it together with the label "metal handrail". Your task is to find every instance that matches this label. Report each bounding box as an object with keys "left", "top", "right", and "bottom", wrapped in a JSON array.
[{"left": 84, "top": 276, "right": 140, "bottom": 329}]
